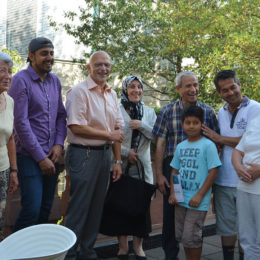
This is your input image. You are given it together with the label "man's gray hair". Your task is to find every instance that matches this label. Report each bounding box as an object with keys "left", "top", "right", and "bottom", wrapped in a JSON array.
[
  {"left": 0, "top": 51, "right": 13, "bottom": 68},
  {"left": 175, "top": 71, "right": 198, "bottom": 87}
]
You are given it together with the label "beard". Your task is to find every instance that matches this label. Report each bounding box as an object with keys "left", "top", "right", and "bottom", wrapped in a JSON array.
[{"left": 36, "top": 60, "right": 54, "bottom": 74}]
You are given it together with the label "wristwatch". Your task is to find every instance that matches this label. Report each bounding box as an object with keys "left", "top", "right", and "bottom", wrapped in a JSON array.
[
  {"left": 10, "top": 168, "right": 18, "bottom": 173},
  {"left": 114, "top": 160, "right": 123, "bottom": 165}
]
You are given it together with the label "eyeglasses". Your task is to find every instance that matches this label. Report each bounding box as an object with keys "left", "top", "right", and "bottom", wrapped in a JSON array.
[{"left": 93, "top": 63, "right": 111, "bottom": 68}]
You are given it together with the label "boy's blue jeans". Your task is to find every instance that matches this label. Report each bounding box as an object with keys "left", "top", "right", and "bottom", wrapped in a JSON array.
[{"left": 13, "top": 154, "right": 58, "bottom": 232}]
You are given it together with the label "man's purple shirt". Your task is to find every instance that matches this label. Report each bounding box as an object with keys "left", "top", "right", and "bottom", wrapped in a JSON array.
[{"left": 9, "top": 65, "right": 67, "bottom": 162}]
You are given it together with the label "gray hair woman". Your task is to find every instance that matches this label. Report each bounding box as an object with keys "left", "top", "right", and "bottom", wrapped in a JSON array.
[
  {"left": 0, "top": 51, "right": 19, "bottom": 240},
  {"left": 101, "top": 76, "right": 157, "bottom": 260}
]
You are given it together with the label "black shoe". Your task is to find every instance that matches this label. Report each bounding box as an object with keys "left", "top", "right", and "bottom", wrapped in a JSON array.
[
  {"left": 78, "top": 257, "right": 101, "bottom": 260},
  {"left": 135, "top": 255, "right": 146, "bottom": 260},
  {"left": 117, "top": 254, "right": 129, "bottom": 260}
]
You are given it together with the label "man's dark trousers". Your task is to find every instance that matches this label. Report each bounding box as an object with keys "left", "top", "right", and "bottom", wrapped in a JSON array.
[{"left": 162, "top": 156, "right": 179, "bottom": 260}]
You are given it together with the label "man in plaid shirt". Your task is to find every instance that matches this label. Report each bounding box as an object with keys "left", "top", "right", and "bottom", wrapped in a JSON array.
[{"left": 152, "top": 71, "right": 219, "bottom": 260}]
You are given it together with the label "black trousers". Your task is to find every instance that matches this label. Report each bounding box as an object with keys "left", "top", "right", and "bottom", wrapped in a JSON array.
[{"left": 162, "top": 156, "right": 179, "bottom": 260}]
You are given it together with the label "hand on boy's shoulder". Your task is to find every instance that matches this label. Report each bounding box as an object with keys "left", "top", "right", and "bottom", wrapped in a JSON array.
[
  {"left": 188, "top": 193, "right": 203, "bottom": 208},
  {"left": 201, "top": 123, "right": 220, "bottom": 143}
]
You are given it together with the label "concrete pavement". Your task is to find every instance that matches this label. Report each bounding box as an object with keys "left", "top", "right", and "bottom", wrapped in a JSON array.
[{"left": 105, "top": 234, "right": 240, "bottom": 260}]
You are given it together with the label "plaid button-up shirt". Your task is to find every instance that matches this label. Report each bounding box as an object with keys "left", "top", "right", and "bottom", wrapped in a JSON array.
[{"left": 152, "top": 99, "right": 219, "bottom": 157}]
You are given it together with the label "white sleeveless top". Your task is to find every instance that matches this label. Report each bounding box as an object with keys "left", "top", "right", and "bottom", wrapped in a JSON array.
[{"left": 0, "top": 92, "right": 14, "bottom": 171}]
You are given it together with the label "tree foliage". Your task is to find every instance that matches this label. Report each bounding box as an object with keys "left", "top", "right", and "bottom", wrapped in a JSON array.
[
  {"left": 57, "top": 0, "right": 260, "bottom": 109},
  {"left": 0, "top": 47, "right": 22, "bottom": 74}
]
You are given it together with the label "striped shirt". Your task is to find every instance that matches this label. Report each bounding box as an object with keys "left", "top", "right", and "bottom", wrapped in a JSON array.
[{"left": 152, "top": 99, "right": 219, "bottom": 157}]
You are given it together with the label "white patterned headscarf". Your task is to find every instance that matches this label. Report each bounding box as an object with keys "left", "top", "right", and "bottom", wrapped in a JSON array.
[
  {"left": 121, "top": 75, "right": 144, "bottom": 120},
  {"left": 121, "top": 76, "right": 144, "bottom": 150}
]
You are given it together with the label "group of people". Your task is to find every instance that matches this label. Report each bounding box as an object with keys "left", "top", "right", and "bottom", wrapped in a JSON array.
[
  {"left": 0, "top": 36, "right": 259, "bottom": 260},
  {"left": 155, "top": 70, "right": 260, "bottom": 260}
]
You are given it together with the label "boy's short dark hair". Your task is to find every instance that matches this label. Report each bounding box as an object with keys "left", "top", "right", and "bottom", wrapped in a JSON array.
[
  {"left": 181, "top": 106, "right": 204, "bottom": 123},
  {"left": 213, "top": 70, "right": 240, "bottom": 92}
]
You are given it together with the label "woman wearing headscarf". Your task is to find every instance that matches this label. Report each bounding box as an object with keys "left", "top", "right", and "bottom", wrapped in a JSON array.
[
  {"left": 0, "top": 51, "right": 19, "bottom": 240},
  {"left": 101, "top": 76, "right": 157, "bottom": 260}
]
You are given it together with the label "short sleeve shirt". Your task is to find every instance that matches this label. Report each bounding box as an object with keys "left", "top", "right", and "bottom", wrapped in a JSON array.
[
  {"left": 0, "top": 93, "right": 14, "bottom": 171},
  {"left": 66, "top": 75, "right": 123, "bottom": 146},
  {"left": 236, "top": 117, "right": 260, "bottom": 194},
  {"left": 215, "top": 97, "right": 260, "bottom": 187},
  {"left": 170, "top": 137, "right": 221, "bottom": 211}
]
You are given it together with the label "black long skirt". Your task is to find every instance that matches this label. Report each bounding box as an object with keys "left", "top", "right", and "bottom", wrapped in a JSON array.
[{"left": 100, "top": 203, "right": 152, "bottom": 238}]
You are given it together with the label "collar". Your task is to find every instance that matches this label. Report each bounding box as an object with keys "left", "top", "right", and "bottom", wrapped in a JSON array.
[
  {"left": 27, "top": 65, "right": 50, "bottom": 81},
  {"left": 223, "top": 96, "right": 249, "bottom": 110},
  {"left": 178, "top": 98, "right": 199, "bottom": 109},
  {"left": 86, "top": 75, "right": 111, "bottom": 92}
]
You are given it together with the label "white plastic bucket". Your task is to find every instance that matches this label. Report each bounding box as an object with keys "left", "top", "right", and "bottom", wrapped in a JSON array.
[{"left": 0, "top": 224, "right": 76, "bottom": 260}]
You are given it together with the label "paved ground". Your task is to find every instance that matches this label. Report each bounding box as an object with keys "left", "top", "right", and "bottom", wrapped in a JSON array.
[{"left": 106, "top": 234, "right": 240, "bottom": 260}]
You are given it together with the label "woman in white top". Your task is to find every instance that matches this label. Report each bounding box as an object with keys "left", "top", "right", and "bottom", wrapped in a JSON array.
[
  {"left": 232, "top": 116, "right": 260, "bottom": 260},
  {"left": 0, "top": 51, "right": 19, "bottom": 240},
  {"left": 100, "top": 76, "right": 156, "bottom": 260}
]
